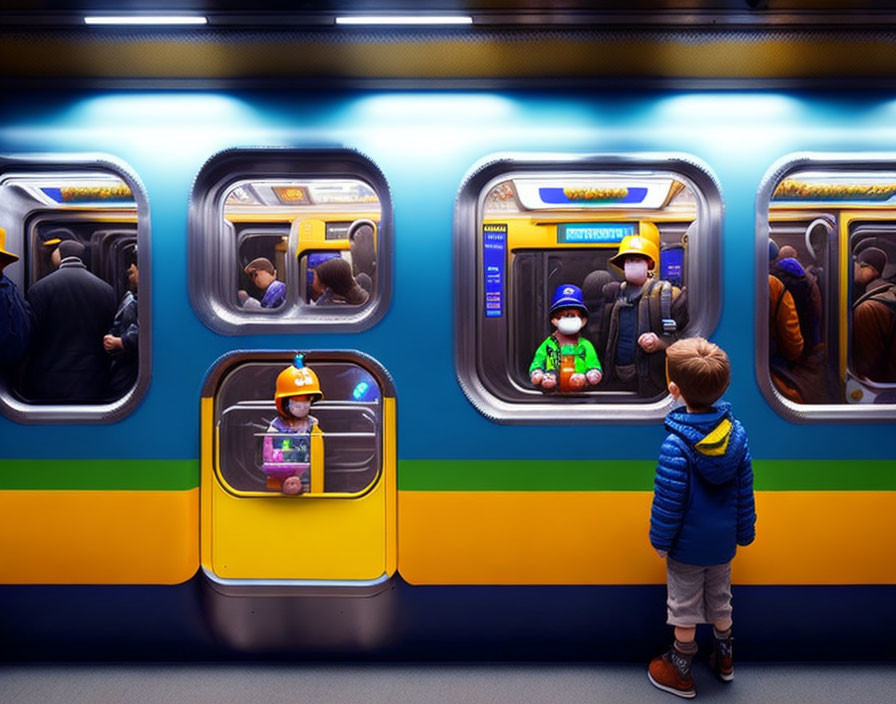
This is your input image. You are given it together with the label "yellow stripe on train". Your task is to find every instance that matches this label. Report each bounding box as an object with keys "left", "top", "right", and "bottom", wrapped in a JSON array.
[
  {"left": 397, "top": 490, "right": 896, "bottom": 586},
  {"left": 0, "top": 489, "right": 198, "bottom": 584}
]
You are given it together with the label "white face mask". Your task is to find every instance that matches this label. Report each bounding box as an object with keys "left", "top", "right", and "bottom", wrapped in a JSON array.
[
  {"left": 287, "top": 399, "right": 310, "bottom": 418},
  {"left": 624, "top": 258, "right": 649, "bottom": 285},
  {"left": 556, "top": 317, "right": 583, "bottom": 335}
]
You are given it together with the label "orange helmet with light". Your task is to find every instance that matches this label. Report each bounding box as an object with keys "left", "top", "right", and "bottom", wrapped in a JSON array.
[
  {"left": 609, "top": 222, "right": 661, "bottom": 273},
  {"left": 275, "top": 354, "right": 323, "bottom": 415}
]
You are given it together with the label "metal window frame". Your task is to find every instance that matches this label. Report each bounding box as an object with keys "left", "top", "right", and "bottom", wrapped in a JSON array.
[
  {"left": 454, "top": 152, "right": 723, "bottom": 424},
  {"left": 188, "top": 147, "right": 392, "bottom": 335},
  {"left": 757, "top": 152, "right": 896, "bottom": 423},
  {"left": 0, "top": 153, "right": 151, "bottom": 424}
]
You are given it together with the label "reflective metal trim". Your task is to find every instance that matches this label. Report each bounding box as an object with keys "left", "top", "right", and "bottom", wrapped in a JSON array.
[
  {"left": 454, "top": 152, "right": 723, "bottom": 424},
  {"left": 201, "top": 565, "right": 392, "bottom": 591},
  {"left": 188, "top": 147, "right": 392, "bottom": 335},
  {"left": 756, "top": 152, "right": 896, "bottom": 423},
  {"left": 0, "top": 153, "right": 151, "bottom": 425}
]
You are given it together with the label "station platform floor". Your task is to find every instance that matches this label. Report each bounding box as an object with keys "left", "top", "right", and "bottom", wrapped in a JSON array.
[{"left": 2, "top": 662, "right": 894, "bottom": 704}]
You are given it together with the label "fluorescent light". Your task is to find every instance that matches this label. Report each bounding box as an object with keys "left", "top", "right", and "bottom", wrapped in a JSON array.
[
  {"left": 336, "top": 16, "right": 473, "bottom": 26},
  {"left": 84, "top": 16, "right": 208, "bottom": 26}
]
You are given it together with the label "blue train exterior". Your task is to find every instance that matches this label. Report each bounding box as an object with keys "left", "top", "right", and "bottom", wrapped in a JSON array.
[{"left": 0, "top": 30, "right": 894, "bottom": 660}]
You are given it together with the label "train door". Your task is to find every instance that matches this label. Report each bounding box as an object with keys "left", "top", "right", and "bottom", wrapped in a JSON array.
[
  {"left": 456, "top": 156, "right": 723, "bottom": 423},
  {"left": 200, "top": 351, "right": 397, "bottom": 584}
]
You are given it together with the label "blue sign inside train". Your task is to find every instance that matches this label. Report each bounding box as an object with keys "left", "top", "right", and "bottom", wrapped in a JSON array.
[
  {"left": 483, "top": 224, "right": 507, "bottom": 318},
  {"left": 557, "top": 223, "right": 635, "bottom": 244}
]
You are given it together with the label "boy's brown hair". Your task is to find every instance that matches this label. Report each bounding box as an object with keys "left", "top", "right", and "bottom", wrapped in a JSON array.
[{"left": 665, "top": 337, "right": 730, "bottom": 410}]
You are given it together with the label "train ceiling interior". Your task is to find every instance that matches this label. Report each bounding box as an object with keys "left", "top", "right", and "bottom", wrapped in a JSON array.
[{"left": 3, "top": 2, "right": 896, "bottom": 88}]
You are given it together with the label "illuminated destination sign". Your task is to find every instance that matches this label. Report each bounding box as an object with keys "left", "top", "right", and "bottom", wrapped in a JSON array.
[
  {"left": 773, "top": 179, "right": 896, "bottom": 201},
  {"left": 514, "top": 178, "right": 675, "bottom": 210},
  {"left": 42, "top": 184, "right": 133, "bottom": 204},
  {"left": 557, "top": 223, "right": 634, "bottom": 244}
]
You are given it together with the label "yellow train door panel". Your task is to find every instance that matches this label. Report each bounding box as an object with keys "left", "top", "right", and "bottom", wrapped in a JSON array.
[{"left": 200, "top": 351, "right": 397, "bottom": 584}]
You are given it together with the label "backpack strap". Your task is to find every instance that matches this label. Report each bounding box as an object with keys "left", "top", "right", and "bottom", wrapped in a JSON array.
[{"left": 658, "top": 280, "right": 676, "bottom": 334}]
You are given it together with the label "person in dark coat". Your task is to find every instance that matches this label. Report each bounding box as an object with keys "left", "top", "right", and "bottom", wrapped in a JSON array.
[
  {"left": 25, "top": 239, "right": 116, "bottom": 403},
  {"left": 852, "top": 246, "right": 896, "bottom": 383},
  {"left": 104, "top": 256, "right": 139, "bottom": 396},
  {"left": 0, "top": 227, "right": 32, "bottom": 372}
]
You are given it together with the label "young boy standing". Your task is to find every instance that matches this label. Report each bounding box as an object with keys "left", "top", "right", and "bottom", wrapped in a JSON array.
[{"left": 648, "top": 337, "right": 756, "bottom": 699}]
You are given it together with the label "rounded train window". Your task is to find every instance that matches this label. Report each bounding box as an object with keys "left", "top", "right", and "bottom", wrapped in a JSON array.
[
  {"left": 189, "top": 149, "right": 391, "bottom": 335},
  {"left": 0, "top": 156, "right": 150, "bottom": 424},
  {"left": 455, "top": 154, "right": 722, "bottom": 424},
  {"left": 759, "top": 156, "right": 896, "bottom": 421}
]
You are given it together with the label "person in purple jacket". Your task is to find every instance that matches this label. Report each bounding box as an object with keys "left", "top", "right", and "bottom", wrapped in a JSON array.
[
  {"left": 647, "top": 337, "right": 756, "bottom": 699},
  {"left": 241, "top": 257, "right": 286, "bottom": 309}
]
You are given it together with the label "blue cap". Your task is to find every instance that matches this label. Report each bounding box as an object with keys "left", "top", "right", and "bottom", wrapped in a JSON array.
[{"left": 550, "top": 284, "right": 588, "bottom": 316}]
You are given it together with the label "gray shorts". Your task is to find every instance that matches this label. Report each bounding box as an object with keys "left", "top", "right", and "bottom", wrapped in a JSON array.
[{"left": 666, "top": 557, "right": 733, "bottom": 627}]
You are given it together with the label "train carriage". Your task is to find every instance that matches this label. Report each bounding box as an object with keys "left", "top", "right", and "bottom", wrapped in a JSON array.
[{"left": 0, "top": 1, "right": 894, "bottom": 662}]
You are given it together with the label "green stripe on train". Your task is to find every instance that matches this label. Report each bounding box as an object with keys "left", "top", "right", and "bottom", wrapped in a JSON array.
[
  {"left": 0, "top": 459, "right": 197, "bottom": 491},
  {"left": 397, "top": 459, "right": 896, "bottom": 492},
  {"left": 0, "top": 458, "right": 892, "bottom": 492}
]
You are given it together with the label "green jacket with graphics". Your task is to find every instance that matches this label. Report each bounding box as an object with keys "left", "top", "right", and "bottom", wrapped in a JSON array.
[{"left": 529, "top": 334, "right": 602, "bottom": 376}]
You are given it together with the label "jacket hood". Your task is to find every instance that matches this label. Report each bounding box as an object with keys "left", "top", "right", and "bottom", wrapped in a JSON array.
[{"left": 664, "top": 401, "right": 745, "bottom": 485}]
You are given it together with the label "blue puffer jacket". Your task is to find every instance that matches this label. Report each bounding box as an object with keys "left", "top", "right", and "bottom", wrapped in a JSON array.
[{"left": 649, "top": 401, "right": 756, "bottom": 566}]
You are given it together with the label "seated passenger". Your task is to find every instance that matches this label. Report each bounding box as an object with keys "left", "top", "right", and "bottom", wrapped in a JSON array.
[
  {"left": 312, "top": 257, "right": 369, "bottom": 306},
  {"left": 240, "top": 257, "right": 286, "bottom": 309},
  {"left": 853, "top": 247, "right": 896, "bottom": 383}
]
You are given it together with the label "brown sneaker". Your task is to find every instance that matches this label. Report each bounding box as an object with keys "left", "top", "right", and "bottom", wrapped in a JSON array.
[
  {"left": 710, "top": 635, "right": 734, "bottom": 682},
  {"left": 648, "top": 648, "right": 697, "bottom": 699}
]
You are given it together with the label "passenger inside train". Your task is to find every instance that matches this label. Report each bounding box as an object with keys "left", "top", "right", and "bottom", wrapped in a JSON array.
[
  {"left": 262, "top": 356, "right": 323, "bottom": 496},
  {"left": 240, "top": 257, "right": 286, "bottom": 309},
  {"left": 311, "top": 256, "right": 369, "bottom": 306},
  {"left": 222, "top": 177, "right": 380, "bottom": 317},
  {"left": 0, "top": 170, "right": 143, "bottom": 412},
  {"left": 104, "top": 250, "right": 139, "bottom": 397},
  {"left": 0, "top": 228, "right": 31, "bottom": 375},
  {"left": 215, "top": 355, "right": 382, "bottom": 498},
  {"left": 852, "top": 246, "right": 896, "bottom": 384},
  {"left": 529, "top": 283, "right": 603, "bottom": 393},
  {"left": 601, "top": 223, "right": 686, "bottom": 398},
  {"left": 767, "top": 171, "right": 896, "bottom": 405},
  {"left": 470, "top": 169, "right": 701, "bottom": 416}
]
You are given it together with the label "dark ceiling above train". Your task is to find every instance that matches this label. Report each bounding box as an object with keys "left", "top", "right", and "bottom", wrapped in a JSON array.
[
  {"left": 5, "top": 1, "right": 896, "bottom": 26},
  {"left": 3, "top": 1, "right": 896, "bottom": 86}
]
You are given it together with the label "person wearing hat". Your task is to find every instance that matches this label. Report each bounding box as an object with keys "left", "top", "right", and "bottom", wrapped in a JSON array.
[
  {"left": 311, "top": 256, "right": 369, "bottom": 306},
  {"left": 0, "top": 227, "right": 33, "bottom": 371},
  {"left": 529, "top": 283, "right": 602, "bottom": 393},
  {"left": 853, "top": 246, "right": 896, "bottom": 383},
  {"left": 262, "top": 354, "right": 324, "bottom": 495},
  {"left": 603, "top": 222, "right": 686, "bottom": 397},
  {"left": 103, "top": 250, "right": 140, "bottom": 396},
  {"left": 24, "top": 234, "right": 116, "bottom": 402},
  {"left": 241, "top": 257, "right": 286, "bottom": 309}
]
